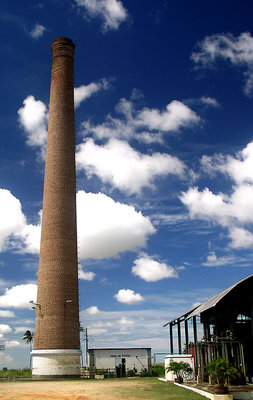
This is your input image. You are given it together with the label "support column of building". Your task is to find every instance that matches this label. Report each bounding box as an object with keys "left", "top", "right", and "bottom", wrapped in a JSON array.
[{"left": 32, "top": 37, "right": 81, "bottom": 378}]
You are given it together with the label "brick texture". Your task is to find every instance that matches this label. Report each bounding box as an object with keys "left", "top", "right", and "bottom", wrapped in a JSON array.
[{"left": 34, "top": 37, "right": 80, "bottom": 350}]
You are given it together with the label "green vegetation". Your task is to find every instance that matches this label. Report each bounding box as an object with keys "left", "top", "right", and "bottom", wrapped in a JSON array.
[
  {"left": 166, "top": 359, "right": 193, "bottom": 381},
  {"left": 0, "top": 368, "right": 32, "bottom": 379},
  {"left": 151, "top": 363, "right": 165, "bottom": 377},
  {"left": 206, "top": 357, "right": 239, "bottom": 387},
  {"left": 95, "top": 377, "right": 204, "bottom": 399}
]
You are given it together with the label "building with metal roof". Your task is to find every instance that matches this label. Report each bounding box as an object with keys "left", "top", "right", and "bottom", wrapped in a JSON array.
[{"left": 164, "top": 274, "right": 253, "bottom": 382}]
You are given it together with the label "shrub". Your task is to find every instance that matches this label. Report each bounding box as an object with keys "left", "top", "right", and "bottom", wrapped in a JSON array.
[
  {"left": 152, "top": 364, "right": 165, "bottom": 377},
  {"left": 206, "top": 358, "right": 239, "bottom": 387}
]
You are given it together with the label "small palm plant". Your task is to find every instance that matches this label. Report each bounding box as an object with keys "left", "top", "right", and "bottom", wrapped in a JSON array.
[
  {"left": 206, "top": 357, "right": 239, "bottom": 394},
  {"left": 22, "top": 330, "right": 34, "bottom": 370},
  {"left": 166, "top": 359, "right": 193, "bottom": 383}
]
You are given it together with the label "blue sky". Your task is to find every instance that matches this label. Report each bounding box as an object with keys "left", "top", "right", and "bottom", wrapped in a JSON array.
[{"left": 0, "top": 0, "right": 253, "bottom": 368}]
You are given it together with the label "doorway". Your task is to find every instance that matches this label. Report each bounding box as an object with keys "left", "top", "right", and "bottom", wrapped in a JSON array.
[{"left": 115, "top": 358, "right": 126, "bottom": 378}]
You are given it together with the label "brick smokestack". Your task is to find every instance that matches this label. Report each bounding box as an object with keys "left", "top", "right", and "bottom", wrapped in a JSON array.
[{"left": 32, "top": 37, "right": 81, "bottom": 378}]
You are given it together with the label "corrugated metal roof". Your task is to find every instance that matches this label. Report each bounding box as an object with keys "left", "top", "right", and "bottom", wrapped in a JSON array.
[
  {"left": 163, "top": 274, "right": 253, "bottom": 326},
  {"left": 186, "top": 274, "right": 253, "bottom": 319}
]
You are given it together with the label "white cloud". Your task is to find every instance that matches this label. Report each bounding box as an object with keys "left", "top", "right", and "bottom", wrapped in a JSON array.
[
  {"left": 74, "top": 79, "right": 109, "bottom": 108},
  {"left": 201, "top": 141, "right": 253, "bottom": 184},
  {"left": 17, "top": 95, "right": 48, "bottom": 157},
  {"left": 181, "top": 141, "right": 253, "bottom": 249},
  {"left": 18, "top": 223, "right": 41, "bottom": 254},
  {"left": 114, "top": 289, "right": 144, "bottom": 304},
  {"left": 30, "top": 23, "right": 46, "bottom": 39},
  {"left": 191, "top": 32, "right": 253, "bottom": 95},
  {"left": 18, "top": 82, "right": 109, "bottom": 156},
  {"left": 202, "top": 252, "right": 236, "bottom": 266},
  {"left": 78, "top": 265, "right": 95, "bottom": 280},
  {"left": 132, "top": 253, "right": 178, "bottom": 282},
  {"left": 0, "top": 189, "right": 26, "bottom": 252},
  {"left": 88, "top": 328, "right": 108, "bottom": 335},
  {"left": 118, "top": 316, "right": 134, "bottom": 325},
  {"left": 180, "top": 187, "right": 230, "bottom": 226},
  {"left": 228, "top": 227, "right": 253, "bottom": 249},
  {"left": 4, "top": 340, "right": 21, "bottom": 348},
  {"left": 77, "top": 190, "right": 155, "bottom": 259},
  {"left": 76, "top": 138, "right": 185, "bottom": 195},
  {"left": 14, "top": 326, "right": 32, "bottom": 334},
  {"left": 200, "top": 96, "right": 220, "bottom": 107},
  {"left": 85, "top": 306, "right": 101, "bottom": 314},
  {"left": 0, "top": 324, "right": 12, "bottom": 334},
  {"left": 136, "top": 100, "right": 200, "bottom": 132},
  {"left": 75, "top": 0, "right": 128, "bottom": 31},
  {"left": 0, "top": 284, "right": 37, "bottom": 309},
  {"left": 81, "top": 98, "right": 200, "bottom": 142},
  {"left": 0, "top": 310, "right": 15, "bottom": 318}
]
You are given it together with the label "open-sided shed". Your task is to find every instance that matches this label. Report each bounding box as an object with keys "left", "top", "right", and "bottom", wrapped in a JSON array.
[{"left": 164, "top": 274, "right": 253, "bottom": 382}]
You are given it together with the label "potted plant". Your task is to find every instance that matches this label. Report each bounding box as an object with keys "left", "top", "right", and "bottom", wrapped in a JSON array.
[
  {"left": 206, "top": 357, "right": 239, "bottom": 394},
  {"left": 166, "top": 359, "right": 193, "bottom": 383}
]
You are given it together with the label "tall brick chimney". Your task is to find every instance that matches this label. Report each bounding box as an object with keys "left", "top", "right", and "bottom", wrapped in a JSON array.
[{"left": 32, "top": 37, "right": 81, "bottom": 378}]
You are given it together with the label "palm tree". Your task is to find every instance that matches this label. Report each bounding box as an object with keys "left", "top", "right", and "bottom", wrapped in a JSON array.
[{"left": 22, "top": 330, "right": 34, "bottom": 369}]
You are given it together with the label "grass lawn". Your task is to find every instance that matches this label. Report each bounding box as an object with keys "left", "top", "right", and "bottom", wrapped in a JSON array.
[
  {"left": 0, "top": 377, "right": 204, "bottom": 400},
  {"left": 96, "top": 378, "right": 204, "bottom": 399}
]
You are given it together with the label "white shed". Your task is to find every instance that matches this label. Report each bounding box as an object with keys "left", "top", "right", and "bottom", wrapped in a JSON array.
[{"left": 89, "top": 348, "right": 152, "bottom": 377}]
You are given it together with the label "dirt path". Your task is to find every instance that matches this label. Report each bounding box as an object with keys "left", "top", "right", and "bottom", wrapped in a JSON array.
[{"left": 0, "top": 380, "right": 140, "bottom": 400}]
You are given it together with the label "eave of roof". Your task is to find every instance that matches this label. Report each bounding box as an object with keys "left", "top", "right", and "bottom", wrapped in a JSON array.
[{"left": 163, "top": 274, "right": 253, "bottom": 327}]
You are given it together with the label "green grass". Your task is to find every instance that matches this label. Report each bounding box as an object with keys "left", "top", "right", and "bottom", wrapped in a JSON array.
[
  {"left": 89, "top": 377, "right": 204, "bottom": 399},
  {"left": 0, "top": 368, "right": 32, "bottom": 378}
]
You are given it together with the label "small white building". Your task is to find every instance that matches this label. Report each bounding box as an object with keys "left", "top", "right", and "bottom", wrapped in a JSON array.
[{"left": 89, "top": 348, "right": 152, "bottom": 377}]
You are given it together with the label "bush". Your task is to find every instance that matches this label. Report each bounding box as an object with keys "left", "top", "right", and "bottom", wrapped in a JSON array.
[
  {"left": 0, "top": 368, "right": 32, "bottom": 378},
  {"left": 95, "top": 369, "right": 106, "bottom": 375},
  {"left": 206, "top": 358, "right": 239, "bottom": 387},
  {"left": 140, "top": 367, "right": 150, "bottom": 377},
  {"left": 152, "top": 364, "right": 165, "bottom": 377},
  {"left": 126, "top": 368, "right": 137, "bottom": 377}
]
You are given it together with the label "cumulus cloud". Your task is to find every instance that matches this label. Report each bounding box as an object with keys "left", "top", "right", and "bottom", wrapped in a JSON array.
[
  {"left": 18, "top": 222, "right": 41, "bottom": 254},
  {"left": 76, "top": 138, "right": 185, "bottom": 195},
  {"left": 132, "top": 253, "right": 178, "bottom": 282},
  {"left": 17, "top": 95, "right": 48, "bottom": 157},
  {"left": 85, "top": 306, "right": 101, "bottom": 314},
  {"left": 136, "top": 100, "right": 200, "bottom": 131},
  {"left": 75, "top": 0, "right": 128, "bottom": 31},
  {"left": 0, "top": 324, "right": 12, "bottom": 334},
  {"left": 18, "top": 83, "right": 107, "bottom": 156},
  {"left": 0, "top": 189, "right": 26, "bottom": 252},
  {"left": 201, "top": 141, "right": 253, "bottom": 184},
  {"left": 0, "top": 310, "right": 15, "bottom": 318},
  {"left": 81, "top": 97, "right": 200, "bottom": 142},
  {"left": 228, "top": 227, "right": 253, "bottom": 249},
  {"left": 181, "top": 141, "right": 253, "bottom": 249},
  {"left": 78, "top": 265, "right": 95, "bottom": 280},
  {"left": 77, "top": 190, "right": 155, "bottom": 259},
  {"left": 0, "top": 189, "right": 155, "bottom": 259},
  {"left": 74, "top": 79, "right": 110, "bottom": 108},
  {"left": 191, "top": 32, "right": 253, "bottom": 95},
  {"left": 30, "top": 23, "right": 46, "bottom": 39},
  {"left": 114, "top": 289, "right": 144, "bottom": 304},
  {"left": 0, "top": 284, "right": 37, "bottom": 309}
]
